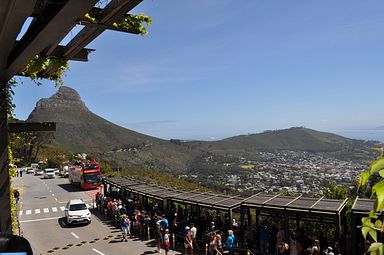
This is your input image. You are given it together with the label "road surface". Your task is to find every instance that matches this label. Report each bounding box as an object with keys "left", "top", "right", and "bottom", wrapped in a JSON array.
[{"left": 13, "top": 172, "right": 182, "bottom": 255}]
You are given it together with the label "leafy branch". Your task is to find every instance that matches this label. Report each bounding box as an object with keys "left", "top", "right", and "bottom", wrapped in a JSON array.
[
  {"left": 21, "top": 55, "right": 69, "bottom": 86},
  {"left": 358, "top": 157, "right": 384, "bottom": 254},
  {"left": 83, "top": 13, "right": 152, "bottom": 35}
]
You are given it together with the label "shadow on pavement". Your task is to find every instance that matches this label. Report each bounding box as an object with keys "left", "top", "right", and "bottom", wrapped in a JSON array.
[{"left": 57, "top": 183, "right": 83, "bottom": 192}]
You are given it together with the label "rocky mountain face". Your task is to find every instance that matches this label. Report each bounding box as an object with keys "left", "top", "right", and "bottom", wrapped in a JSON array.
[
  {"left": 27, "top": 86, "right": 162, "bottom": 152},
  {"left": 34, "top": 86, "right": 88, "bottom": 111},
  {"left": 27, "top": 86, "right": 196, "bottom": 173}
]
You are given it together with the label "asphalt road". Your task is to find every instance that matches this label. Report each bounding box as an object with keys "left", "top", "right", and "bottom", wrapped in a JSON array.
[{"left": 13, "top": 172, "right": 182, "bottom": 255}]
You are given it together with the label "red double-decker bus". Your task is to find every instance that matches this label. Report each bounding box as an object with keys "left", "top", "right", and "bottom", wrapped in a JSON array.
[{"left": 68, "top": 161, "right": 103, "bottom": 190}]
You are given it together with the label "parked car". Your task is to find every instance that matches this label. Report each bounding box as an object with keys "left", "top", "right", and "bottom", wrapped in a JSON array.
[
  {"left": 53, "top": 168, "right": 60, "bottom": 175},
  {"left": 34, "top": 169, "right": 44, "bottom": 176},
  {"left": 26, "top": 168, "right": 35, "bottom": 174},
  {"left": 65, "top": 199, "right": 91, "bottom": 225},
  {"left": 44, "top": 168, "right": 55, "bottom": 179}
]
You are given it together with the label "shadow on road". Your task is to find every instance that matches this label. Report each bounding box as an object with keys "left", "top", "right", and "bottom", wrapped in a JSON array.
[{"left": 57, "top": 183, "right": 83, "bottom": 192}]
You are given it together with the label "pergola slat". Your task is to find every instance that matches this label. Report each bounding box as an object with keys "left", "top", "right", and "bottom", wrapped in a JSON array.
[
  {"left": 63, "top": 0, "right": 142, "bottom": 59},
  {"left": 0, "top": 0, "right": 98, "bottom": 83}
]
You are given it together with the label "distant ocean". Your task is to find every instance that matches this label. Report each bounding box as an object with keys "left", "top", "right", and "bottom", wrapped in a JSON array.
[{"left": 331, "top": 130, "right": 384, "bottom": 142}]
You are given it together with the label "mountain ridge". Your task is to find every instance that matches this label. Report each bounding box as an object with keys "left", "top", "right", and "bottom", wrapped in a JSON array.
[{"left": 26, "top": 86, "right": 377, "bottom": 173}]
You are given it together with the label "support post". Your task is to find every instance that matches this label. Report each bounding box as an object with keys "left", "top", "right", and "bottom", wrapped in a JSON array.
[{"left": 0, "top": 85, "right": 11, "bottom": 234}]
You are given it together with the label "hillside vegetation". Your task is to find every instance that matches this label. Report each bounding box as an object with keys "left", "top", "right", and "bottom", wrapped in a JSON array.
[{"left": 27, "top": 87, "right": 378, "bottom": 175}]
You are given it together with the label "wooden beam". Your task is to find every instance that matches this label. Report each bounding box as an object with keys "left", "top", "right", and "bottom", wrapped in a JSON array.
[
  {"left": 0, "top": 0, "right": 98, "bottom": 84},
  {"left": 8, "top": 122, "right": 56, "bottom": 133},
  {"left": 0, "top": 0, "right": 36, "bottom": 73},
  {"left": 48, "top": 45, "right": 94, "bottom": 62},
  {"left": 63, "top": 0, "right": 142, "bottom": 59}
]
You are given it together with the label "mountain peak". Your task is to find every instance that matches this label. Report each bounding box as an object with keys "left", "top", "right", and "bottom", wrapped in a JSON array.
[{"left": 34, "top": 86, "right": 87, "bottom": 111}]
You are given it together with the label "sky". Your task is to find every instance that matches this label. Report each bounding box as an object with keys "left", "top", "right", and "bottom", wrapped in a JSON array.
[{"left": 12, "top": 0, "right": 384, "bottom": 141}]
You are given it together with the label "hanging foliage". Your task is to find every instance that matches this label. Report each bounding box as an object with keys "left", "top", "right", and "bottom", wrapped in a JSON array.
[
  {"left": 83, "top": 13, "right": 152, "bottom": 35},
  {"left": 358, "top": 156, "right": 384, "bottom": 254},
  {"left": 21, "top": 55, "right": 69, "bottom": 86}
]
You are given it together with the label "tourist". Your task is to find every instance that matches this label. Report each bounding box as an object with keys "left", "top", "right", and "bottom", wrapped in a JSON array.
[
  {"left": 154, "top": 222, "right": 163, "bottom": 253},
  {"left": 184, "top": 226, "right": 193, "bottom": 255},
  {"left": 259, "top": 222, "right": 269, "bottom": 253},
  {"left": 163, "top": 229, "right": 170, "bottom": 255},
  {"left": 226, "top": 230, "right": 236, "bottom": 255},
  {"left": 121, "top": 214, "right": 130, "bottom": 242}
]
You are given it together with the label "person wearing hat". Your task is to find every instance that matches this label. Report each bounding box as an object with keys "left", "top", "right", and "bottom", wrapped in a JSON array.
[{"left": 184, "top": 226, "right": 193, "bottom": 255}]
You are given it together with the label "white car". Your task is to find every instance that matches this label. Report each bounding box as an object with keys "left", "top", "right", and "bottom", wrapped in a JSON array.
[
  {"left": 34, "top": 169, "right": 44, "bottom": 176},
  {"left": 26, "top": 168, "right": 35, "bottom": 174},
  {"left": 65, "top": 199, "right": 91, "bottom": 225},
  {"left": 44, "top": 168, "right": 55, "bottom": 179}
]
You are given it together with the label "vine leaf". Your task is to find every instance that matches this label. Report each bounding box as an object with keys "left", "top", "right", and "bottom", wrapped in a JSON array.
[
  {"left": 359, "top": 171, "right": 371, "bottom": 189},
  {"left": 372, "top": 180, "right": 384, "bottom": 212},
  {"left": 368, "top": 242, "right": 384, "bottom": 255},
  {"left": 369, "top": 158, "right": 384, "bottom": 174}
]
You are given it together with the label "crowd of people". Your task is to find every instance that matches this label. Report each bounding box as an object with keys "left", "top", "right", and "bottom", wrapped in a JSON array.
[
  {"left": 251, "top": 221, "right": 341, "bottom": 255},
  {"left": 94, "top": 191, "right": 241, "bottom": 254},
  {"left": 95, "top": 190, "right": 343, "bottom": 255}
]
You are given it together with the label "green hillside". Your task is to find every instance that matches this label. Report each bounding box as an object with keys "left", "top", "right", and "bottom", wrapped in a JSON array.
[{"left": 27, "top": 87, "right": 377, "bottom": 175}]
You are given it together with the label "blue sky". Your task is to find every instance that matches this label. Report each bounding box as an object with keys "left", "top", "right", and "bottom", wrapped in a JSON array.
[{"left": 12, "top": 0, "right": 384, "bottom": 140}]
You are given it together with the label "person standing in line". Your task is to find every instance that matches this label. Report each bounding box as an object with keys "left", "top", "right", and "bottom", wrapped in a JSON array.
[
  {"left": 19, "top": 169, "right": 23, "bottom": 177},
  {"left": 184, "top": 226, "right": 193, "bottom": 255},
  {"left": 121, "top": 214, "right": 130, "bottom": 242},
  {"left": 163, "top": 229, "right": 171, "bottom": 255},
  {"left": 216, "top": 233, "right": 223, "bottom": 255},
  {"left": 154, "top": 222, "right": 163, "bottom": 253},
  {"left": 190, "top": 223, "right": 198, "bottom": 251},
  {"left": 226, "top": 230, "right": 236, "bottom": 255}
]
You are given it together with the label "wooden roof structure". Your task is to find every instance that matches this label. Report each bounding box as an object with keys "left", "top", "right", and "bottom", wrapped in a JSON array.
[
  {"left": 351, "top": 196, "right": 374, "bottom": 215},
  {"left": 0, "top": 0, "right": 143, "bottom": 83},
  {"left": 243, "top": 193, "right": 348, "bottom": 216},
  {"left": 105, "top": 176, "right": 348, "bottom": 213},
  {"left": 0, "top": 0, "right": 145, "bottom": 234},
  {"left": 105, "top": 176, "right": 244, "bottom": 211}
]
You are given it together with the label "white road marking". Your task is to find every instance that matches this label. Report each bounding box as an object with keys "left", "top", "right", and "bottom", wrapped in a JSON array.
[
  {"left": 26, "top": 210, "right": 31, "bottom": 215},
  {"left": 20, "top": 216, "right": 60, "bottom": 223},
  {"left": 52, "top": 194, "right": 55, "bottom": 196},
  {"left": 35, "top": 209, "right": 41, "bottom": 214},
  {"left": 52, "top": 207, "right": 58, "bottom": 212},
  {"left": 92, "top": 248, "right": 105, "bottom": 255},
  {"left": 19, "top": 210, "right": 23, "bottom": 216},
  {"left": 71, "top": 232, "right": 79, "bottom": 239},
  {"left": 54, "top": 198, "right": 58, "bottom": 201},
  {"left": 60, "top": 206, "right": 65, "bottom": 211},
  {"left": 43, "top": 208, "right": 49, "bottom": 213}
]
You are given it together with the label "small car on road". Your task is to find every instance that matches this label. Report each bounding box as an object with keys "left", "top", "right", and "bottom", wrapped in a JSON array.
[
  {"left": 44, "top": 168, "right": 55, "bottom": 179},
  {"left": 34, "top": 169, "right": 44, "bottom": 176},
  {"left": 65, "top": 199, "right": 91, "bottom": 225},
  {"left": 26, "top": 168, "right": 35, "bottom": 174}
]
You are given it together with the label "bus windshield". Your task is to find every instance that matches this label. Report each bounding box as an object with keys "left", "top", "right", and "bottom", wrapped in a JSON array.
[
  {"left": 84, "top": 173, "right": 101, "bottom": 183},
  {"left": 83, "top": 163, "right": 99, "bottom": 170}
]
